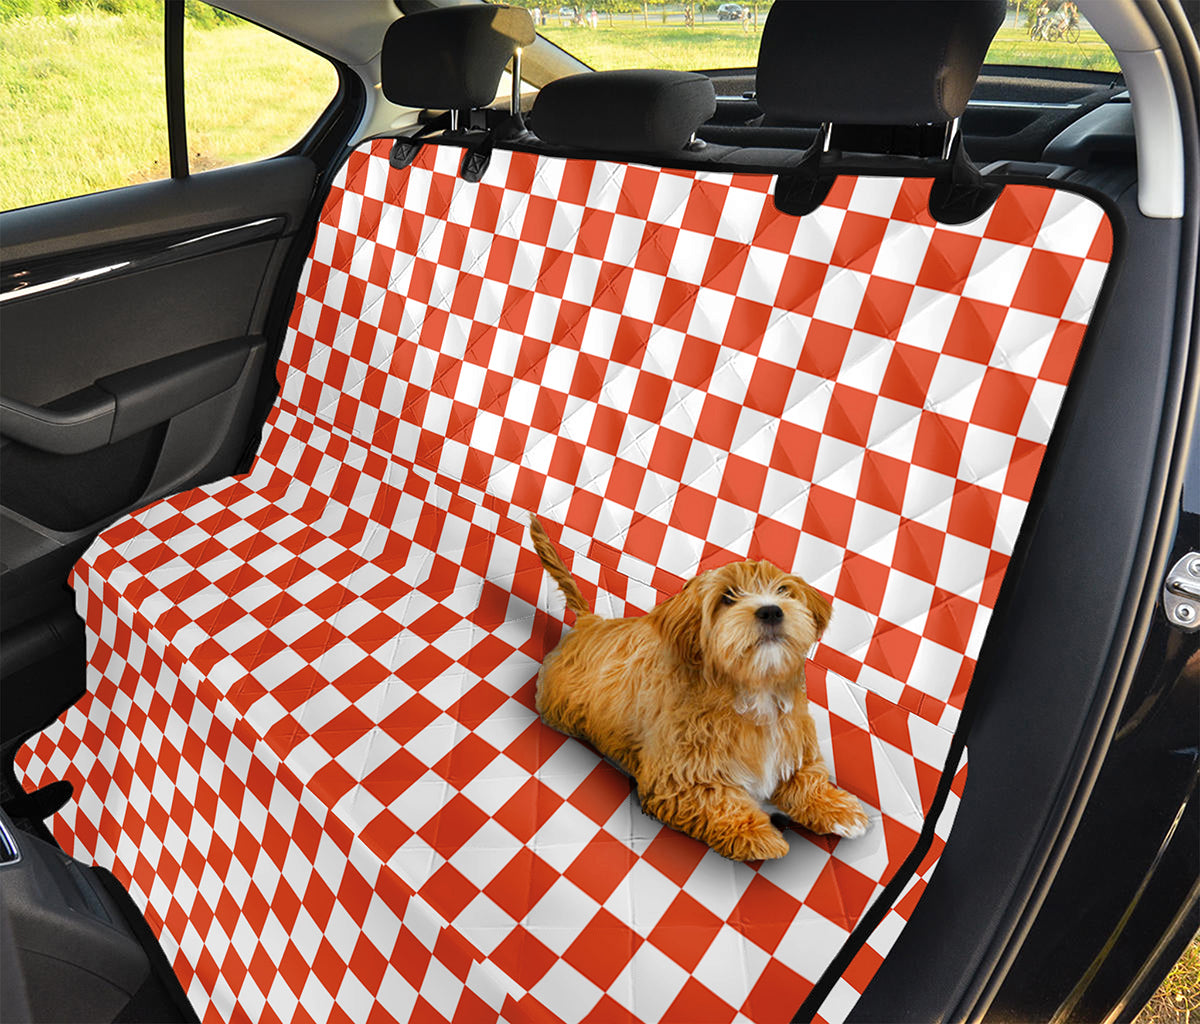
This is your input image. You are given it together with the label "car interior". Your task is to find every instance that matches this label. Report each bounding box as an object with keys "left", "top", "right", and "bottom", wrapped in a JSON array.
[{"left": 0, "top": 1, "right": 1196, "bottom": 1022}]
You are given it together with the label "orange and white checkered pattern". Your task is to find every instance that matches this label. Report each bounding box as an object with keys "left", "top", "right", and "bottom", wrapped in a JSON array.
[{"left": 19, "top": 140, "right": 1111, "bottom": 1024}]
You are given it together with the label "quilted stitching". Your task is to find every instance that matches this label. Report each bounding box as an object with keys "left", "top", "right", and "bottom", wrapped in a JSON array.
[{"left": 18, "top": 141, "right": 1111, "bottom": 1024}]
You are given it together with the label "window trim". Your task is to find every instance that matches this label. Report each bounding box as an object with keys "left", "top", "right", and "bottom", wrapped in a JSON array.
[{"left": 165, "top": 0, "right": 188, "bottom": 178}]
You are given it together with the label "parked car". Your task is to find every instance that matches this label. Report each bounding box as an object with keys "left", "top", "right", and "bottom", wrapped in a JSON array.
[
  {"left": 0, "top": 1, "right": 1196, "bottom": 1023},
  {"left": 717, "top": 3, "right": 746, "bottom": 21}
]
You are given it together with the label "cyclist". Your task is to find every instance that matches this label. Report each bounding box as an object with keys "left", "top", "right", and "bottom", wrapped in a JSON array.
[
  {"left": 1032, "top": 1, "right": 1051, "bottom": 40},
  {"left": 1061, "top": 0, "right": 1080, "bottom": 40}
]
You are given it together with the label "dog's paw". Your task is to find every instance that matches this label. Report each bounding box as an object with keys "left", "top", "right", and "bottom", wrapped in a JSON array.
[
  {"left": 787, "top": 785, "right": 870, "bottom": 839},
  {"left": 824, "top": 793, "right": 870, "bottom": 839},
  {"left": 718, "top": 820, "right": 790, "bottom": 862},
  {"left": 829, "top": 813, "right": 870, "bottom": 839}
]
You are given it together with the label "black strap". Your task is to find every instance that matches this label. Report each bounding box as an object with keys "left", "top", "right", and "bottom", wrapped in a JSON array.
[
  {"left": 774, "top": 129, "right": 837, "bottom": 217},
  {"left": 460, "top": 130, "right": 495, "bottom": 182},
  {"left": 389, "top": 113, "right": 453, "bottom": 170},
  {"left": 774, "top": 126, "right": 1002, "bottom": 224},
  {"left": 927, "top": 132, "right": 1004, "bottom": 224},
  {"left": 459, "top": 114, "right": 534, "bottom": 183},
  {"left": 391, "top": 110, "right": 538, "bottom": 180},
  {"left": 2, "top": 779, "right": 73, "bottom": 824}
]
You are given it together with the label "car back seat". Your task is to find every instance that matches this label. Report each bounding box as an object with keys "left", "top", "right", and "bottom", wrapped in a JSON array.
[{"left": 17, "top": 4, "right": 1115, "bottom": 1023}]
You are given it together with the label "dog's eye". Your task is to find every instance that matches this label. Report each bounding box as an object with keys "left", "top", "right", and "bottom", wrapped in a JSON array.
[
  {"left": 776, "top": 584, "right": 790, "bottom": 596},
  {"left": 720, "top": 589, "right": 736, "bottom": 606}
]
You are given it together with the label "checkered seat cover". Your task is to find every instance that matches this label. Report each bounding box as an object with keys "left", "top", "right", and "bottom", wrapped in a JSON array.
[{"left": 18, "top": 140, "right": 1112, "bottom": 1024}]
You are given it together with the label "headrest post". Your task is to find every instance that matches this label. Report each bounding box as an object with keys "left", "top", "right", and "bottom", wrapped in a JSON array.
[
  {"left": 819, "top": 122, "right": 834, "bottom": 154},
  {"left": 941, "top": 117, "right": 961, "bottom": 161},
  {"left": 511, "top": 48, "right": 522, "bottom": 116},
  {"left": 449, "top": 109, "right": 459, "bottom": 132}
]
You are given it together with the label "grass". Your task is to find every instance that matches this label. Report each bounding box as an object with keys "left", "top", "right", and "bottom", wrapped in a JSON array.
[
  {"left": 538, "top": 19, "right": 1118, "bottom": 74},
  {"left": 986, "top": 25, "right": 1120, "bottom": 74},
  {"left": 1, "top": 11, "right": 168, "bottom": 207},
  {"left": 540, "top": 20, "right": 765, "bottom": 71},
  {"left": 0, "top": 9, "right": 336, "bottom": 210},
  {"left": 1136, "top": 936, "right": 1200, "bottom": 1024},
  {"left": 184, "top": 17, "right": 338, "bottom": 173}
]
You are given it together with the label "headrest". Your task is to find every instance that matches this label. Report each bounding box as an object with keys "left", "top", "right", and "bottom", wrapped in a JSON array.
[
  {"left": 382, "top": 5, "right": 535, "bottom": 110},
  {"left": 757, "top": 0, "right": 1005, "bottom": 125},
  {"left": 532, "top": 70, "right": 717, "bottom": 153}
]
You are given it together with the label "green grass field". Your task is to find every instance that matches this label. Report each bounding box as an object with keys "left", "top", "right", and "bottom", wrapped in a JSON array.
[
  {"left": 540, "top": 20, "right": 765, "bottom": 71},
  {"left": 539, "top": 20, "right": 1118, "bottom": 73},
  {"left": 0, "top": 10, "right": 336, "bottom": 210},
  {"left": 1, "top": 10, "right": 1118, "bottom": 211},
  {"left": 985, "top": 25, "right": 1119, "bottom": 73}
]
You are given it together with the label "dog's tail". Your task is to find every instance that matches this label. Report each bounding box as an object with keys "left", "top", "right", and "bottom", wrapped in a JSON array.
[{"left": 529, "top": 515, "right": 593, "bottom": 618}]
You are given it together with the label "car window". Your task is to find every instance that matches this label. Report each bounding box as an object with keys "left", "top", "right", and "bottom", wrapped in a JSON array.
[
  {"left": 986, "top": 0, "right": 1118, "bottom": 72},
  {"left": 0, "top": 0, "right": 170, "bottom": 211},
  {"left": 0, "top": 0, "right": 338, "bottom": 212},
  {"left": 185, "top": 5, "right": 338, "bottom": 175},
  {"left": 530, "top": 1, "right": 765, "bottom": 71},
  {"left": 521, "top": 0, "right": 1119, "bottom": 75}
]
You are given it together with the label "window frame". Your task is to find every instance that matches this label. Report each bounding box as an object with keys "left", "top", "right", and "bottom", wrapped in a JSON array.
[{"left": 166, "top": 0, "right": 188, "bottom": 179}]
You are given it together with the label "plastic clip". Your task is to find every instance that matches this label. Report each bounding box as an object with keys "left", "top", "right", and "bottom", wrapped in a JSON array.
[
  {"left": 460, "top": 132, "right": 495, "bottom": 183},
  {"left": 389, "top": 138, "right": 422, "bottom": 170}
]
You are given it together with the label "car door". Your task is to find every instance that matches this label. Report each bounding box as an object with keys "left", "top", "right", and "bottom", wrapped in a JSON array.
[{"left": 0, "top": 0, "right": 362, "bottom": 795}]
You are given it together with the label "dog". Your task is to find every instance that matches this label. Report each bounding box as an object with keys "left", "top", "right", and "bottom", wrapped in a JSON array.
[{"left": 529, "top": 515, "right": 869, "bottom": 862}]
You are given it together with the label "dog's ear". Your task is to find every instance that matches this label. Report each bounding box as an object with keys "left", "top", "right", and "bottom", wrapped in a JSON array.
[
  {"left": 653, "top": 578, "right": 705, "bottom": 669},
  {"left": 799, "top": 581, "right": 833, "bottom": 639}
]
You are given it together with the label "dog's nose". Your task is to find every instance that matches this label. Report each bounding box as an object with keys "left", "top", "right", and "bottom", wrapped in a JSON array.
[{"left": 756, "top": 604, "right": 783, "bottom": 624}]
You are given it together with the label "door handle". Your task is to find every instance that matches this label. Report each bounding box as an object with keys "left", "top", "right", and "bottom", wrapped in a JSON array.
[{"left": 0, "top": 336, "right": 254, "bottom": 455}]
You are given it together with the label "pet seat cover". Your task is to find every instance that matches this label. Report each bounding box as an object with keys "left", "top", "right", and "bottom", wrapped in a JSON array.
[{"left": 19, "top": 140, "right": 1112, "bottom": 1024}]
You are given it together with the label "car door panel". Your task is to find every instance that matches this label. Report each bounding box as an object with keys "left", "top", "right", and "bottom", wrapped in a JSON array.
[
  {"left": 0, "top": 157, "right": 316, "bottom": 266},
  {"left": 0, "top": 159, "right": 315, "bottom": 402},
  {"left": 1, "top": 337, "right": 268, "bottom": 613},
  {"left": 0, "top": 157, "right": 317, "bottom": 702},
  {"left": 2, "top": 334, "right": 254, "bottom": 455}
]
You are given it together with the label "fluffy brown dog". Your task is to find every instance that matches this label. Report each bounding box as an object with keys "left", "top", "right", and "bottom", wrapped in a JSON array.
[{"left": 530, "top": 516, "right": 869, "bottom": 861}]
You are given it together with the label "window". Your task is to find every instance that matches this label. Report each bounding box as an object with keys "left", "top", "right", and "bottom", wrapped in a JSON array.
[
  {"left": 530, "top": 1, "right": 768, "bottom": 72},
  {"left": 987, "top": 1, "right": 1119, "bottom": 72},
  {"left": 185, "top": 6, "right": 339, "bottom": 174},
  {"left": 520, "top": 0, "right": 1119, "bottom": 75},
  {"left": 0, "top": 0, "right": 170, "bottom": 211},
  {"left": 0, "top": 0, "right": 338, "bottom": 212}
]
